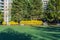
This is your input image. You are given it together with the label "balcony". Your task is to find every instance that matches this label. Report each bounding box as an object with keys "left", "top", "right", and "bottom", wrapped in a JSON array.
[
  {"left": 0, "top": 1, "right": 4, "bottom": 3},
  {"left": 0, "top": 4, "right": 4, "bottom": 6},
  {"left": 0, "top": 7, "right": 4, "bottom": 9}
]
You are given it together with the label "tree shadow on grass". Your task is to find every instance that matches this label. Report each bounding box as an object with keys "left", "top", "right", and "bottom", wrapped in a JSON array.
[
  {"left": 34, "top": 27, "right": 60, "bottom": 40},
  {"left": 0, "top": 28, "right": 32, "bottom": 40},
  {"left": 34, "top": 27, "right": 60, "bottom": 32}
]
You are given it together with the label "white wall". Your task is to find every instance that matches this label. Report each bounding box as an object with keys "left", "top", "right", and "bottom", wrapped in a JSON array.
[{"left": 4, "top": 0, "right": 12, "bottom": 25}]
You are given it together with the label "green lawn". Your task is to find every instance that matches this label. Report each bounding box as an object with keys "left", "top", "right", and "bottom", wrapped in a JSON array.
[{"left": 0, "top": 25, "right": 60, "bottom": 40}]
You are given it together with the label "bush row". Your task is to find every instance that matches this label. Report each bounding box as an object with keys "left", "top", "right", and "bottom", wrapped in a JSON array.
[{"left": 2, "top": 20, "right": 43, "bottom": 25}]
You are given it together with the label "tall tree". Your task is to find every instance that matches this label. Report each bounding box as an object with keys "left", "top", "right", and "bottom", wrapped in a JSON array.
[
  {"left": 28, "top": 0, "right": 43, "bottom": 20},
  {"left": 0, "top": 10, "right": 3, "bottom": 24},
  {"left": 11, "top": 0, "right": 43, "bottom": 21},
  {"left": 44, "top": 0, "right": 60, "bottom": 23}
]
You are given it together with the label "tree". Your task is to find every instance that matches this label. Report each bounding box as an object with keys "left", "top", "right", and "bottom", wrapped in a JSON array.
[
  {"left": 44, "top": 0, "right": 60, "bottom": 24},
  {"left": 0, "top": 10, "right": 3, "bottom": 24},
  {"left": 27, "top": 0, "right": 43, "bottom": 20},
  {"left": 11, "top": 0, "right": 43, "bottom": 21}
]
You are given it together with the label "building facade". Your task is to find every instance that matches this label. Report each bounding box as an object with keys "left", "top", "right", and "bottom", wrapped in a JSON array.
[
  {"left": 0, "top": 0, "right": 12, "bottom": 25},
  {"left": 4, "top": 0, "right": 12, "bottom": 25},
  {"left": 0, "top": 0, "right": 4, "bottom": 12},
  {"left": 42, "top": 0, "right": 49, "bottom": 10}
]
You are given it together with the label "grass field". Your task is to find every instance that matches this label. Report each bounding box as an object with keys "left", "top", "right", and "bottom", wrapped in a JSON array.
[{"left": 0, "top": 25, "right": 60, "bottom": 40}]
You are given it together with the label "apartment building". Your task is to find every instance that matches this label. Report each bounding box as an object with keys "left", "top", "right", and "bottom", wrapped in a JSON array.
[
  {"left": 4, "top": 0, "right": 12, "bottom": 24},
  {"left": 0, "top": 0, "right": 4, "bottom": 12},
  {"left": 42, "top": 0, "right": 49, "bottom": 10}
]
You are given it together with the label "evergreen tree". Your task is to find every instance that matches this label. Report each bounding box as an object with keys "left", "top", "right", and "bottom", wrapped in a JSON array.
[
  {"left": 44, "top": 0, "right": 60, "bottom": 23},
  {"left": 11, "top": 0, "right": 43, "bottom": 21},
  {"left": 0, "top": 10, "right": 3, "bottom": 24}
]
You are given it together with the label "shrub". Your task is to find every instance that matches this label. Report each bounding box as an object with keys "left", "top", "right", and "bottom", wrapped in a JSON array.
[
  {"left": 2, "top": 21, "right": 6, "bottom": 25},
  {"left": 20, "top": 20, "right": 43, "bottom": 25},
  {"left": 9, "top": 21, "right": 18, "bottom": 25},
  {"left": 2, "top": 21, "right": 18, "bottom": 25}
]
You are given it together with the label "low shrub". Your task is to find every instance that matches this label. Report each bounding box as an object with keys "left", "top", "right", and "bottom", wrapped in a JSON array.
[
  {"left": 2, "top": 20, "right": 43, "bottom": 25},
  {"left": 9, "top": 21, "right": 18, "bottom": 25},
  {"left": 20, "top": 20, "right": 43, "bottom": 25},
  {"left": 2, "top": 21, "right": 18, "bottom": 25},
  {"left": 2, "top": 21, "right": 6, "bottom": 25}
]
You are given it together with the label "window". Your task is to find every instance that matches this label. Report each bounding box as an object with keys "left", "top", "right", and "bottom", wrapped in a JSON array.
[
  {"left": 1, "top": 3, "right": 4, "bottom": 5},
  {"left": 1, "top": 0, "right": 4, "bottom": 1}
]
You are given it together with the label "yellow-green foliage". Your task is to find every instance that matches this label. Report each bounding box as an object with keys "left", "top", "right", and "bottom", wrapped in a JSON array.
[
  {"left": 9, "top": 21, "right": 18, "bottom": 25},
  {"left": 2, "top": 21, "right": 6, "bottom": 25},
  {"left": 20, "top": 20, "right": 43, "bottom": 25},
  {"left": 2, "top": 21, "right": 18, "bottom": 25},
  {"left": 2, "top": 20, "right": 43, "bottom": 25}
]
